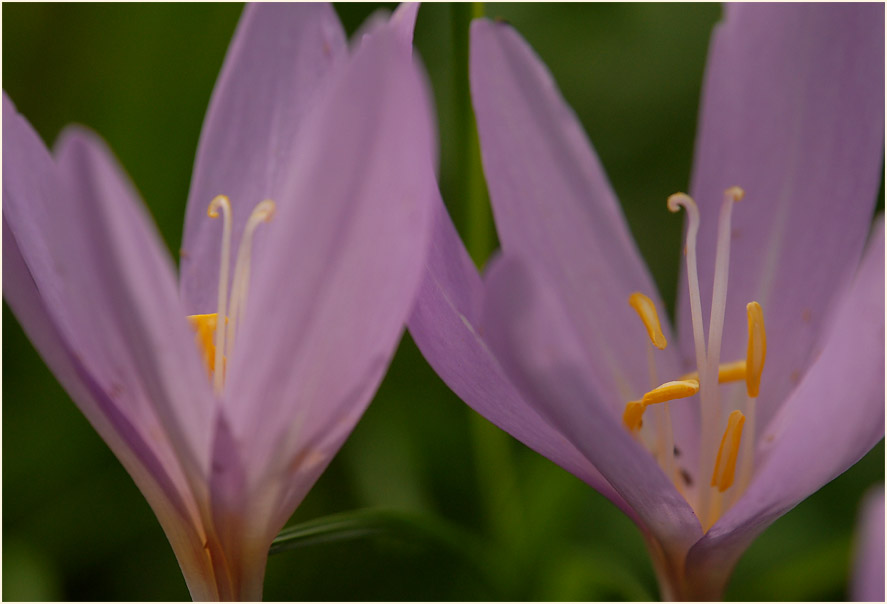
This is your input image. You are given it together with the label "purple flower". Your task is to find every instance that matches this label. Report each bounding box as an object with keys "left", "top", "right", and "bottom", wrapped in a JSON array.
[
  {"left": 409, "top": 4, "right": 884, "bottom": 599},
  {"left": 3, "top": 3, "right": 433, "bottom": 600},
  {"left": 851, "top": 486, "right": 885, "bottom": 602}
]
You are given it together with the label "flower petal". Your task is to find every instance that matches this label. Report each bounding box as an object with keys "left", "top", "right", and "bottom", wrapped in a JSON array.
[
  {"left": 223, "top": 24, "right": 434, "bottom": 492},
  {"left": 3, "top": 217, "right": 198, "bottom": 524},
  {"left": 851, "top": 486, "right": 885, "bottom": 602},
  {"left": 2, "top": 98, "right": 213, "bottom": 599},
  {"left": 681, "top": 3, "right": 885, "bottom": 431},
  {"left": 390, "top": 2, "right": 420, "bottom": 46},
  {"left": 407, "top": 197, "right": 627, "bottom": 508},
  {"left": 684, "top": 220, "right": 885, "bottom": 599},
  {"left": 50, "top": 125, "right": 216, "bottom": 485},
  {"left": 481, "top": 252, "right": 703, "bottom": 565},
  {"left": 470, "top": 19, "right": 673, "bottom": 407},
  {"left": 3, "top": 93, "right": 211, "bottom": 482},
  {"left": 180, "top": 2, "right": 348, "bottom": 315}
]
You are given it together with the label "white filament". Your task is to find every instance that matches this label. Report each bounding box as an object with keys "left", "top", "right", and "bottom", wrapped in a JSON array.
[
  {"left": 207, "top": 195, "right": 233, "bottom": 395},
  {"left": 668, "top": 194, "right": 707, "bottom": 377},
  {"left": 736, "top": 394, "right": 757, "bottom": 499},
  {"left": 226, "top": 200, "right": 276, "bottom": 359},
  {"left": 668, "top": 192, "right": 716, "bottom": 525},
  {"left": 647, "top": 343, "right": 676, "bottom": 488}
]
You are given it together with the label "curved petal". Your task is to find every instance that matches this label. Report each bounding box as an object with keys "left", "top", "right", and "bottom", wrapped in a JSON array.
[
  {"left": 180, "top": 2, "right": 347, "bottom": 315},
  {"left": 2, "top": 98, "right": 214, "bottom": 600},
  {"left": 52, "top": 125, "right": 216, "bottom": 486},
  {"left": 470, "top": 19, "right": 675, "bottom": 408},
  {"left": 681, "top": 3, "right": 885, "bottom": 431},
  {"left": 3, "top": 93, "right": 212, "bottom": 482},
  {"left": 223, "top": 25, "right": 435, "bottom": 493},
  {"left": 407, "top": 196, "right": 627, "bottom": 510},
  {"left": 481, "top": 253, "right": 703, "bottom": 569},
  {"left": 391, "top": 2, "right": 420, "bottom": 46},
  {"left": 684, "top": 220, "right": 885, "bottom": 599},
  {"left": 851, "top": 486, "right": 885, "bottom": 602}
]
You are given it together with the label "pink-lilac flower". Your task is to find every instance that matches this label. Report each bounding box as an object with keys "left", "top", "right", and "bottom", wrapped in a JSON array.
[
  {"left": 3, "top": 4, "right": 434, "bottom": 600},
  {"left": 851, "top": 486, "right": 885, "bottom": 602},
  {"left": 408, "top": 4, "right": 884, "bottom": 599}
]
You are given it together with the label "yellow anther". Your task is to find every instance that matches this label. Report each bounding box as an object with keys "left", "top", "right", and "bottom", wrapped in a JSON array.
[
  {"left": 711, "top": 410, "right": 745, "bottom": 492},
  {"left": 724, "top": 186, "right": 745, "bottom": 202},
  {"left": 641, "top": 379, "right": 699, "bottom": 406},
  {"left": 187, "top": 313, "right": 229, "bottom": 378},
  {"left": 746, "top": 301, "right": 766, "bottom": 397},
  {"left": 717, "top": 359, "right": 747, "bottom": 383},
  {"left": 188, "top": 313, "right": 218, "bottom": 375},
  {"left": 628, "top": 292, "right": 667, "bottom": 349},
  {"left": 623, "top": 401, "right": 645, "bottom": 432},
  {"left": 681, "top": 359, "right": 747, "bottom": 384}
]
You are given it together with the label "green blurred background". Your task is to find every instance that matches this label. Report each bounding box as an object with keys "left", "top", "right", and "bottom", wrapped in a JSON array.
[{"left": 3, "top": 3, "right": 883, "bottom": 601}]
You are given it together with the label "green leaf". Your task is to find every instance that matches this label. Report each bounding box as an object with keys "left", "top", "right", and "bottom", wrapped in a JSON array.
[{"left": 271, "top": 508, "right": 489, "bottom": 568}]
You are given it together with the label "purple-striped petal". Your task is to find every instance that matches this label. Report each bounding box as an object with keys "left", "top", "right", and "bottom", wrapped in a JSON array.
[
  {"left": 470, "top": 19, "right": 676, "bottom": 409},
  {"left": 222, "top": 24, "right": 434, "bottom": 497},
  {"left": 481, "top": 253, "right": 702, "bottom": 568},
  {"left": 684, "top": 220, "right": 885, "bottom": 599},
  {"left": 180, "top": 2, "right": 347, "bottom": 315},
  {"left": 681, "top": 3, "right": 885, "bottom": 431},
  {"left": 851, "top": 486, "right": 885, "bottom": 602},
  {"left": 407, "top": 197, "right": 627, "bottom": 509}
]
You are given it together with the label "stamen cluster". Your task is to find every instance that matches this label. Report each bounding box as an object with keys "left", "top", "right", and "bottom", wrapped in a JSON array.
[
  {"left": 622, "top": 187, "right": 767, "bottom": 531},
  {"left": 187, "top": 195, "right": 276, "bottom": 393}
]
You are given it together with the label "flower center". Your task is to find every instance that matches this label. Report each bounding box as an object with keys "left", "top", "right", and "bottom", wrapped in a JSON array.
[
  {"left": 621, "top": 187, "right": 767, "bottom": 531},
  {"left": 187, "top": 195, "right": 276, "bottom": 393}
]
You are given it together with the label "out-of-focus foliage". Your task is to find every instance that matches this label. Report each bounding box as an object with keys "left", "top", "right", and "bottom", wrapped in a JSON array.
[{"left": 3, "top": 3, "right": 883, "bottom": 600}]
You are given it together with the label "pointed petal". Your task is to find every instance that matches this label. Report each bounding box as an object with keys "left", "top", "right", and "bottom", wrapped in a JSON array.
[
  {"left": 685, "top": 220, "right": 885, "bottom": 598},
  {"left": 470, "top": 19, "right": 672, "bottom": 406},
  {"left": 407, "top": 197, "right": 627, "bottom": 509},
  {"left": 481, "top": 253, "right": 703, "bottom": 563},
  {"left": 223, "top": 25, "right": 434, "bottom": 489},
  {"left": 51, "top": 125, "right": 216, "bottom": 484},
  {"left": 391, "top": 2, "right": 420, "bottom": 46},
  {"left": 681, "top": 3, "right": 885, "bottom": 430},
  {"left": 851, "top": 487, "right": 885, "bottom": 602},
  {"left": 3, "top": 93, "right": 212, "bottom": 486},
  {"left": 180, "top": 3, "right": 347, "bottom": 315}
]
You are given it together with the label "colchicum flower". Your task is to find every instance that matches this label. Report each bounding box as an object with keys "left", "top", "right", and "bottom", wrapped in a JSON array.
[
  {"left": 850, "top": 486, "right": 884, "bottom": 602},
  {"left": 3, "top": 4, "right": 434, "bottom": 600},
  {"left": 409, "top": 4, "right": 884, "bottom": 599}
]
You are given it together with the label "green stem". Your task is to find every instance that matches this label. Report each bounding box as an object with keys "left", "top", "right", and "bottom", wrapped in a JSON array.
[{"left": 451, "top": 3, "right": 525, "bottom": 574}]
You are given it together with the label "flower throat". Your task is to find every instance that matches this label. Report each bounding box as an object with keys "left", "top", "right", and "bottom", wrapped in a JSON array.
[
  {"left": 621, "top": 187, "right": 767, "bottom": 532},
  {"left": 187, "top": 195, "right": 276, "bottom": 394}
]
